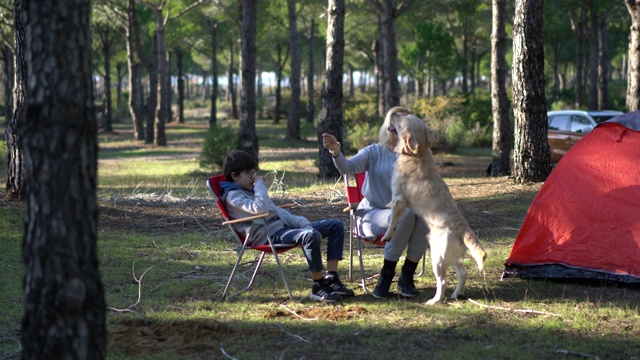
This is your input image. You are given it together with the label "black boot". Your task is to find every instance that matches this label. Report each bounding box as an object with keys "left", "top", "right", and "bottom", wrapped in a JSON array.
[
  {"left": 397, "top": 259, "right": 419, "bottom": 298},
  {"left": 372, "top": 259, "right": 397, "bottom": 299}
]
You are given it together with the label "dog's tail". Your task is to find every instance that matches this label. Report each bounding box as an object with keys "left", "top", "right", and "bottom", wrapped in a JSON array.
[{"left": 463, "top": 230, "right": 486, "bottom": 270}]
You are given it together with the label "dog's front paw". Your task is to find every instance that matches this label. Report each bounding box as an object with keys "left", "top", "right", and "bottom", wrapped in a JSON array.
[
  {"left": 380, "top": 229, "right": 394, "bottom": 242},
  {"left": 425, "top": 297, "right": 442, "bottom": 306}
]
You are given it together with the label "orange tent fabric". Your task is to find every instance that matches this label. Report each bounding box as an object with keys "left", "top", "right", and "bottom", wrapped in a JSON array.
[{"left": 504, "top": 112, "right": 640, "bottom": 283}]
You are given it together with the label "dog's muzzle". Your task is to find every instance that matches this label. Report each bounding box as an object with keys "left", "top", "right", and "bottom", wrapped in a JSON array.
[{"left": 387, "top": 124, "right": 397, "bottom": 134}]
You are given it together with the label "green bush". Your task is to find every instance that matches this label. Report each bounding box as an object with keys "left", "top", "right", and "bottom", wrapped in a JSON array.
[
  {"left": 342, "top": 98, "right": 380, "bottom": 152},
  {"left": 198, "top": 125, "right": 238, "bottom": 170},
  {"left": 412, "top": 96, "right": 465, "bottom": 152}
]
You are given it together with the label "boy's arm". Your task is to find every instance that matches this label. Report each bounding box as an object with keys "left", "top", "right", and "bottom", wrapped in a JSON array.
[{"left": 225, "top": 179, "right": 271, "bottom": 217}]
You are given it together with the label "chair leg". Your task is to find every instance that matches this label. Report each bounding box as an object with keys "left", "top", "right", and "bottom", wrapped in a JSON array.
[
  {"left": 417, "top": 251, "right": 427, "bottom": 277},
  {"left": 356, "top": 237, "right": 370, "bottom": 293},
  {"left": 271, "top": 251, "right": 294, "bottom": 300},
  {"left": 348, "top": 225, "right": 354, "bottom": 282},
  {"left": 222, "top": 245, "right": 248, "bottom": 300},
  {"left": 223, "top": 251, "right": 266, "bottom": 301}
]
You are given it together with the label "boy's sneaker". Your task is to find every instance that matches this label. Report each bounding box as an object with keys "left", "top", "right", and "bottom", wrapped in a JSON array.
[
  {"left": 310, "top": 281, "right": 342, "bottom": 303},
  {"left": 325, "top": 274, "right": 355, "bottom": 297}
]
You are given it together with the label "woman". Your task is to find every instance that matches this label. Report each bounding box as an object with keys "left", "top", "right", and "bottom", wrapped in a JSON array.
[{"left": 322, "top": 107, "right": 429, "bottom": 299}]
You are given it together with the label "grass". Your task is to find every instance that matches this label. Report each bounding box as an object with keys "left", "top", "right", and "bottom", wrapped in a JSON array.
[{"left": 1, "top": 115, "right": 640, "bottom": 359}]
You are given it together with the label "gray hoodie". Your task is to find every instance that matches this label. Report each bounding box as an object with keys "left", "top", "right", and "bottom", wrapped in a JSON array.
[{"left": 221, "top": 179, "right": 311, "bottom": 246}]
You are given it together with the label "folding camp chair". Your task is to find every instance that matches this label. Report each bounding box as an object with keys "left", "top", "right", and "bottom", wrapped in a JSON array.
[
  {"left": 207, "top": 174, "right": 299, "bottom": 301},
  {"left": 343, "top": 172, "right": 426, "bottom": 294}
]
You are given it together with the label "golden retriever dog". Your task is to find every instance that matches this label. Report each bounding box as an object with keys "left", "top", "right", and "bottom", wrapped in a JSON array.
[{"left": 380, "top": 111, "right": 486, "bottom": 305}]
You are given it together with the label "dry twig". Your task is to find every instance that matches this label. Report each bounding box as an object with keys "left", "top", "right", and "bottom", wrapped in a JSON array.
[
  {"left": 106, "top": 261, "right": 155, "bottom": 316},
  {"left": 274, "top": 324, "right": 312, "bottom": 343},
  {"left": 220, "top": 343, "right": 238, "bottom": 360},
  {"left": 279, "top": 304, "right": 318, "bottom": 321},
  {"left": 554, "top": 348, "right": 600, "bottom": 359},
  {"left": 468, "top": 298, "right": 560, "bottom": 317}
]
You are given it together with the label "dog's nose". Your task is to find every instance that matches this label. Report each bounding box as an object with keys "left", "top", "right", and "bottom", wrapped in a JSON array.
[{"left": 388, "top": 124, "right": 397, "bottom": 134}]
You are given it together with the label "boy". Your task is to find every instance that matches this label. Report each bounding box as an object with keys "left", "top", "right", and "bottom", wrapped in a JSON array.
[{"left": 219, "top": 150, "right": 354, "bottom": 302}]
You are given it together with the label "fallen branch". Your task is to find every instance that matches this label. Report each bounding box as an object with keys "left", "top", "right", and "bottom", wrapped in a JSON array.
[
  {"left": 220, "top": 343, "right": 238, "bottom": 360},
  {"left": 275, "top": 324, "right": 312, "bottom": 344},
  {"left": 279, "top": 304, "right": 318, "bottom": 321},
  {"left": 467, "top": 298, "right": 560, "bottom": 317},
  {"left": 554, "top": 348, "right": 600, "bottom": 359},
  {"left": 107, "top": 262, "right": 155, "bottom": 315}
]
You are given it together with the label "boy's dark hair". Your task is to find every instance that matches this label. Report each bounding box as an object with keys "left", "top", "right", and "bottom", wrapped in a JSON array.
[{"left": 222, "top": 150, "right": 258, "bottom": 181}]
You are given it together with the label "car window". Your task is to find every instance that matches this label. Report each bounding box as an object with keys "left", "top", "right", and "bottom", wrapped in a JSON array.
[
  {"left": 570, "top": 115, "right": 594, "bottom": 133},
  {"left": 549, "top": 115, "right": 569, "bottom": 131}
]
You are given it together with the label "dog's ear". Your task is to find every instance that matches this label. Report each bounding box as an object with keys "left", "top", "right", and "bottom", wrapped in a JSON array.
[
  {"left": 424, "top": 124, "right": 434, "bottom": 148},
  {"left": 402, "top": 132, "right": 421, "bottom": 155}
]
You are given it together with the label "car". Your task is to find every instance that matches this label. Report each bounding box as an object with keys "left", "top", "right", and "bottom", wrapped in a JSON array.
[
  {"left": 586, "top": 110, "right": 624, "bottom": 124},
  {"left": 546, "top": 110, "right": 622, "bottom": 163}
]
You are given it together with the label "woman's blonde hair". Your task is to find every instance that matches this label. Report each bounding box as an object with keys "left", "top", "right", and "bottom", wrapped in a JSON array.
[{"left": 379, "top": 106, "right": 411, "bottom": 151}]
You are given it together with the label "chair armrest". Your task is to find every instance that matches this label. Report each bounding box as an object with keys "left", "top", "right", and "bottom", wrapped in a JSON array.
[
  {"left": 278, "top": 203, "right": 298, "bottom": 209},
  {"left": 343, "top": 202, "right": 359, "bottom": 213},
  {"left": 222, "top": 212, "right": 269, "bottom": 226}
]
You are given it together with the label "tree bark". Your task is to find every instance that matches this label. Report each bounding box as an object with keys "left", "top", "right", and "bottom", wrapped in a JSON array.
[
  {"left": 126, "top": 0, "right": 145, "bottom": 140},
  {"left": 490, "top": 0, "right": 512, "bottom": 176},
  {"left": 511, "top": 0, "right": 550, "bottom": 184},
  {"left": 2, "top": 46, "right": 13, "bottom": 127},
  {"left": 22, "top": 1, "right": 106, "bottom": 358},
  {"left": 287, "top": 0, "right": 301, "bottom": 139},
  {"left": 587, "top": 5, "right": 599, "bottom": 110},
  {"left": 598, "top": 12, "right": 609, "bottom": 110},
  {"left": 306, "top": 18, "right": 315, "bottom": 123},
  {"left": 175, "top": 46, "right": 185, "bottom": 123},
  {"left": 153, "top": 9, "right": 168, "bottom": 146},
  {"left": 239, "top": 0, "right": 259, "bottom": 160},
  {"left": 626, "top": 0, "right": 640, "bottom": 111},
  {"left": 5, "top": 0, "right": 26, "bottom": 202},
  {"left": 569, "top": 9, "right": 586, "bottom": 108},
  {"left": 209, "top": 20, "right": 218, "bottom": 127},
  {"left": 318, "top": 0, "right": 345, "bottom": 179}
]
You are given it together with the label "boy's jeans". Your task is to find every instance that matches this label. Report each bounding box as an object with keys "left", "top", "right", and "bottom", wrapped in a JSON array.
[{"left": 271, "top": 219, "right": 344, "bottom": 273}]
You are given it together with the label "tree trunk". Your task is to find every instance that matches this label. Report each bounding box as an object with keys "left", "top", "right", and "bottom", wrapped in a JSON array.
[
  {"left": 175, "top": 46, "right": 185, "bottom": 123},
  {"left": 318, "top": 0, "right": 344, "bottom": 179},
  {"left": 227, "top": 39, "right": 238, "bottom": 119},
  {"left": 154, "top": 9, "right": 168, "bottom": 146},
  {"left": 274, "top": 44, "right": 283, "bottom": 125},
  {"left": 22, "top": 1, "right": 106, "bottom": 358},
  {"left": 2, "top": 46, "right": 13, "bottom": 127},
  {"left": 306, "top": 18, "right": 315, "bottom": 123},
  {"left": 287, "top": 0, "right": 301, "bottom": 140},
  {"left": 598, "top": 13, "right": 609, "bottom": 110},
  {"left": 239, "top": 0, "right": 259, "bottom": 160},
  {"left": 490, "top": 0, "right": 512, "bottom": 176},
  {"left": 145, "top": 35, "right": 158, "bottom": 144},
  {"left": 570, "top": 9, "right": 586, "bottom": 108},
  {"left": 126, "top": 0, "right": 145, "bottom": 140},
  {"left": 587, "top": 6, "right": 599, "bottom": 110},
  {"left": 116, "top": 62, "right": 125, "bottom": 107},
  {"left": 511, "top": 0, "right": 550, "bottom": 184},
  {"left": 377, "top": 0, "right": 400, "bottom": 111},
  {"left": 5, "top": 0, "right": 26, "bottom": 202},
  {"left": 627, "top": 0, "right": 640, "bottom": 111},
  {"left": 209, "top": 20, "right": 218, "bottom": 127},
  {"left": 101, "top": 34, "right": 113, "bottom": 132}
]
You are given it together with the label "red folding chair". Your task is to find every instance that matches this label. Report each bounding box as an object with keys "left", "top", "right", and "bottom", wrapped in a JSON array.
[
  {"left": 343, "top": 172, "right": 426, "bottom": 294},
  {"left": 207, "top": 174, "right": 299, "bottom": 300}
]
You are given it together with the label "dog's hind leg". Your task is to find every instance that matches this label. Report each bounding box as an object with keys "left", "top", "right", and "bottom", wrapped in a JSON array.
[
  {"left": 426, "top": 256, "right": 447, "bottom": 305},
  {"left": 450, "top": 258, "right": 467, "bottom": 300}
]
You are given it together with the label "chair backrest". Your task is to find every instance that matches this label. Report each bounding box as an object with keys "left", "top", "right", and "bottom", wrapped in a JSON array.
[
  {"left": 207, "top": 174, "right": 231, "bottom": 222},
  {"left": 344, "top": 171, "right": 367, "bottom": 205}
]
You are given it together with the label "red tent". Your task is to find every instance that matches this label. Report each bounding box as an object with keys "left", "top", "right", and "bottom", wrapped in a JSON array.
[{"left": 503, "top": 111, "right": 640, "bottom": 284}]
